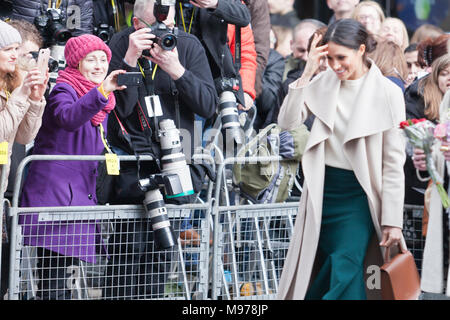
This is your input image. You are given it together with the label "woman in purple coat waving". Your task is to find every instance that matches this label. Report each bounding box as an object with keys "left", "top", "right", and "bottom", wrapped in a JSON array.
[{"left": 19, "top": 34, "right": 126, "bottom": 300}]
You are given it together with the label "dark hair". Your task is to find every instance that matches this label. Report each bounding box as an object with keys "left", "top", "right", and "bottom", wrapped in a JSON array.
[
  {"left": 322, "top": 19, "right": 377, "bottom": 62},
  {"left": 417, "top": 34, "right": 450, "bottom": 68},
  {"left": 404, "top": 43, "right": 418, "bottom": 54}
]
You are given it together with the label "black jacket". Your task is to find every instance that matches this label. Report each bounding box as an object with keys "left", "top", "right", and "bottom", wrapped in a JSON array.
[
  {"left": 175, "top": 0, "right": 250, "bottom": 106},
  {"left": 11, "top": 0, "right": 94, "bottom": 39},
  {"left": 254, "top": 49, "right": 284, "bottom": 130},
  {"left": 107, "top": 27, "right": 217, "bottom": 160},
  {"left": 405, "top": 76, "right": 427, "bottom": 120},
  {"left": 272, "top": 61, "right": 315, "bottom": 130}
]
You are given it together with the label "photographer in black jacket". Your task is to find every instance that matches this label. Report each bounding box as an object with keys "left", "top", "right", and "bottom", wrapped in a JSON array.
[
  {"left": 107, "top": 0, "right": 216, "bottom": 198},
  {"left": 103, "top": 0, "right": 216, "bottom": 299},
  {"left": 175, "top": 0, "right": 251, "bottom": 110}
]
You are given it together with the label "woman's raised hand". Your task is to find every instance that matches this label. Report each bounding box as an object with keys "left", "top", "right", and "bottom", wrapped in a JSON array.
[
  {"left": 296, "top": 33, "right": 328, "bottom": 87},
  {"left": 304, "top": 34, "right": 328, "bottom": 76},
  {"left": 102, "top": 70, "right": 127, "bottom": 93},
  {"left": 17, "top": 67, "right": 47, "bottom": 101}
]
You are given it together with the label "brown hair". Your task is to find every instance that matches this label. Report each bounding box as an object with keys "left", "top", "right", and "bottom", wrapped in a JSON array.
[
  {"left": 418, "top": 34, "right": 450, "bottom": 68},
  {"left": 7, "top": 19, "right": 44, "bottom": 49},
  {"left": 369, "top": 40, "right": 408, "bottom": 81},
  {"left": 410, "top": 23, "right": 445, "bottom": 44},
  {"left": 0, "top": 65, "right": 22, "bottom": 93},
  {"left": 307, "top": 27, "right": 328, "bottom": 52},
  {"left": 420, "top": 54, "right": 450, "bottom": 121}
]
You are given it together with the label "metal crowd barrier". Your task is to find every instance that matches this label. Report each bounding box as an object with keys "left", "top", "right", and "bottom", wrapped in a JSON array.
[
  {"left": 210, "top": 155, "right": 298, "bottom": 300},
  {"left": 403, "top": 204, "right": 426, "bottom": 274},
  {"left": 6, "top": 154, "right": 214, "bottom": 300},
  {"left": 1, "top": 153, "right": 430, "bottom": 300},
  {"left": 1, "top": 164, "right": 9, "bottom": 298}
]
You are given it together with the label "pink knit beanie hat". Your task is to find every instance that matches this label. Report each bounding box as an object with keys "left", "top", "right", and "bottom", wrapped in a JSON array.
[{"left": 64, "top": 34, "right": 112, "bottom": 68}]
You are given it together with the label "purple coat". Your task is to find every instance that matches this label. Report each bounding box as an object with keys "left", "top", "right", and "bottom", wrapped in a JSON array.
[{"left": 19, "top": 83, "right": 109, "bottom": 263}]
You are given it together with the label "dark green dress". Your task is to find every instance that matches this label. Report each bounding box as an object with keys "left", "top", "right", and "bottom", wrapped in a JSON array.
[{"left": 305, "top": 166, "right": 375, "bottom": 300}]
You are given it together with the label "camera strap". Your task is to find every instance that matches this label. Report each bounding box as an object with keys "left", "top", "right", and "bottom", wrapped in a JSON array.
[
  {"left": 98, "top": 123, "right": 113, "bottom": 154},
  {"left": 178, "top": 3, "right": 196, "bottom": 34},
  {"left": 234, "top": 26, "right": 241, "bottom": 72},
  {"left": 138, "top": 58, "right": 160, "bottom": 139},
  {"left": 98, "top": 122, "right": 120, "bottom": 175},
  {"left": 112, "top": 109, "right": 161, "bottom": 182},
  {"left": 170, "top": 82, "right": 181, "bottom": 130}
]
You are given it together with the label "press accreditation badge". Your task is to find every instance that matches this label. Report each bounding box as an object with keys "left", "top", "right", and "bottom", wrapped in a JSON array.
[
  {"left": 0, "top": 141, "right": 8, "bottom": 164},
  {"left": 105, "top": 153, "right": 120, "bottom": 175},
  {"left": 145, "top": 95, "right": 163, "bottom": 117}
]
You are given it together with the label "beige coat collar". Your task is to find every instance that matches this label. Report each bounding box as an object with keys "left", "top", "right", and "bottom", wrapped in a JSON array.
[{"left": 303, "top": 62, "right": 397, "bottom": 146}]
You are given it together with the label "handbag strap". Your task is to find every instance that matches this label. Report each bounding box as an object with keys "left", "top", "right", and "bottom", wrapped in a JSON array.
[{"left": 383, "top": 238, "right": 408, "bottom": 263}]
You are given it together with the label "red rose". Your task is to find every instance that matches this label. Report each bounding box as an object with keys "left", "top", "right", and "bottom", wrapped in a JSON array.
[{"left": 400, "top": 121, "right": 409, "bottom": 129}]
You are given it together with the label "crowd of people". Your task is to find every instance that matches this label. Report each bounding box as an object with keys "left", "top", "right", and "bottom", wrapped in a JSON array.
[{"left": 0, "top": 0, "right": 450, "bottom": 300}]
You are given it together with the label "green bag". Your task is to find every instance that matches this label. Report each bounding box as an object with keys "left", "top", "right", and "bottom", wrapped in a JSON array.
[{"left": 232, "top": 123, "right": 310, "bottom": 203}]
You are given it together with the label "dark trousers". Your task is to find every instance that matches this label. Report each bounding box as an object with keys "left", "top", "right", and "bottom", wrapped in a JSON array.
[
  {"left": 103, "top": 220, "right": 175, "bottom": 299},
  {"left": 36, "top": 248, "right": 80, "bottom": 300}
]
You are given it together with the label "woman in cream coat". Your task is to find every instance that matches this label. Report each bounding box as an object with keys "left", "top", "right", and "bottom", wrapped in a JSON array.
[
  {"left": 413, "top": 78, "right": 450, "bottom": 297},
  {"left": 0, "top": 20, "right": 47, "bottom": 195},
  {"left": 277, "top": 19, "right": 407, "bottom": 300}
]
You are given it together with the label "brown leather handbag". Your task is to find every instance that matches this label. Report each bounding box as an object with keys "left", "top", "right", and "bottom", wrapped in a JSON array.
[{"left": 380, "top": 245, "right": 421, "bottom": 300}]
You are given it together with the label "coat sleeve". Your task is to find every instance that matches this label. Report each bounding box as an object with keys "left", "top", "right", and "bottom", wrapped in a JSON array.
[
  {"left": 49, "top": 84, "right": 108, "bottom": 131},
  {"left": 15, "top": 97, "right": 46, "bottom": 145},
  {"left": 256, "top": 50, "right": 284, "bottom": 116},
  {"left": 246, "top": 0, "right": 270, "bottom": 98},
  {"left": 277, "top": 79, "right": 312, "bottom": 131},
  {"left": 210, "top": 0, "right": 251, "bottom": 27},
  {"left": 173, "top": 37, "right": 218, "bottom": 119},
  {"left": 227, "top": 24, "right": 257, "bottom": 100},
  {"left": 0, "top": 94, "right": 30, "bottom": 142},
  {"left": 381, "top": 87, "right": 407, "bottom": 228}
]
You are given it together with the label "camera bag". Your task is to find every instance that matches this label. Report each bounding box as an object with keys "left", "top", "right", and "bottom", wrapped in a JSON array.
[{"left": 232, "top": 123, "right": 309, "bottom": 204}]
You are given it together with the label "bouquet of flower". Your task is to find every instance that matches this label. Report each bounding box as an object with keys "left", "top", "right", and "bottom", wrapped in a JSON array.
[{"left": 400, "top": 118, "right": 450, "bottom": 208}]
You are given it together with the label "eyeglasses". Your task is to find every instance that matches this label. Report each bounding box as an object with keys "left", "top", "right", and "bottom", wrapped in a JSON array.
[{"left": 358, "top": 15, "right": 378, "bottom": 22}]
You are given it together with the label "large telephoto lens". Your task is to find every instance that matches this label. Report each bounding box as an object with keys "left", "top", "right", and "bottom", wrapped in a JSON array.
[
  {"left": 159, "top": 119, "right": 194, "bottom": 198},
  {"left": 219, "top": 91, "right": 243, "bottom": 145},
  {"left": 142, "top": 189, "right": 175, "bottom": 250}
]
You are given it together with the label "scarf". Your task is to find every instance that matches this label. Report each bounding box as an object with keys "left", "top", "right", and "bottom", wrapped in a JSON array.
[{"left": 56, "top": 67, "right": 116, "bottom": 126}]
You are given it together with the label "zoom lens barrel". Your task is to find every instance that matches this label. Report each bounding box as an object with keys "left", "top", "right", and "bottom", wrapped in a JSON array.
[{"left": 142, "top": 188, "right": 175, "bottom": 250}]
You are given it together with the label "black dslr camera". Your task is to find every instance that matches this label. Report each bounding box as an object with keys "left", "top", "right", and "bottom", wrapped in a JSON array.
[
  {"left": 142, "top": 0, "right": 178, "bottom": 56},
  {"left": 94, "top": 23, "right": 114, "bottom": 43},
  {"left": 34, "top": 7, "right": 72, "bottom": 46},
  {"left": 149, "top": 22, "right": 178, "bottom": 51},
  {"left": 215, "top": 77, "right": 240, "bottom": 95}
]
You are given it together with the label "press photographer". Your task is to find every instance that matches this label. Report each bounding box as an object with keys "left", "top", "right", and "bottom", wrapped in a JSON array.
[
  {"left": 175, "top": 0, "right": 255, "bottom": 107},
  {"left": 174, "top": 0, "right": 256, "bottom": 150},
  {"left": 102, "top": 0, "right": 217, "bottom": 299}
]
